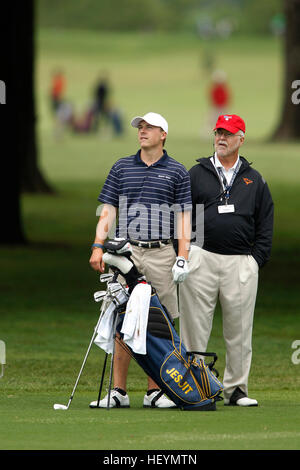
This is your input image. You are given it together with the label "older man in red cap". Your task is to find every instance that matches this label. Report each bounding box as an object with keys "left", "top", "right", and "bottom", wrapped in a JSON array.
[{"left": 179, "top": 114, "right": 274, "bottom": 407}]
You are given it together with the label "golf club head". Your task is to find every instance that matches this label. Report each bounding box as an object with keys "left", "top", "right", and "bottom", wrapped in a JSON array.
[
  {"left": 94, "top": 291, "right": 107, "bottom": 302},
  {"left": 108, "top": 285, "right": 129, "bottom": 306},
  {"left": 99, "top": 273, "right": 114, "bottom": 283},
  {"left": 53, "top": 404, "right": 68, "bottom": 410},
  {"left": 107, "top": 282, "right": 123, "bottom": 294}
]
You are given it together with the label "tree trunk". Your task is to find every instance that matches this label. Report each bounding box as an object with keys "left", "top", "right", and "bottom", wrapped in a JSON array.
[
  {"left": 0, "top": 1, "right": 55, "bottom": 245},
  {"left": 272, "top": 0, "right": 300, "bottom": 140},
  {"left": 0, "top": 5, "right": 26, "bottom": 243},
  {"left": 20, "top": 0, "right": 54, "bottom": 193}
]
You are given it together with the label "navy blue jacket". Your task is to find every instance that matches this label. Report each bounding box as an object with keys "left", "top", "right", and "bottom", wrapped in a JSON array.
[{"left": 189, "top": 156, "right": 274, "bottom": 267}]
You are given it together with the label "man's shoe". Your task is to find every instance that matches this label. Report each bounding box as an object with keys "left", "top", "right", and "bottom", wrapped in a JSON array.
[
  {"left": 224, "top": 387, "right": 258, "bottom": 407},
  {"left": 143, "top": 390, "right": 177, "bottom": 408},
  {"left": 89, "top": 388, "right": 130, "bottom": 408}
]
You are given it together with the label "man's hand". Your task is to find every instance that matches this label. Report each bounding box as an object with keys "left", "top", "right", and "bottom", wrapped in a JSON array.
[
  {"left": 172, "top": 256, "right": 189, "bottom": 283},
  {"left": 89, "top": 248, "right": 105, "bottom": 272}
]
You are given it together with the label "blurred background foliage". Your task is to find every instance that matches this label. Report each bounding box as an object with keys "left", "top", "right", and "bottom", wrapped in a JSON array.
[{"left": 37, "top": 0, "right": 284, "bottom": 36}]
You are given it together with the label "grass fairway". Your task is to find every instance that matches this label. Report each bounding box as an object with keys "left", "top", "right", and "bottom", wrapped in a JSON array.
[{"left": 1, "top": 29, "right": 300, "bottom": 453}]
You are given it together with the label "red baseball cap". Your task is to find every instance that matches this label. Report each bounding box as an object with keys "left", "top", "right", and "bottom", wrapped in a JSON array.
[{"left": 214, "top": 114, "right": 246, "bottom": 134}]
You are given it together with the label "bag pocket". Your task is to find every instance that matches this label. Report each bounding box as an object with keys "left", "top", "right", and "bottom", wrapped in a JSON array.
[
  {"left": 191, "top": 358, "right": 224, "bottom": 399},
  {"left": 160, "top": 349, "right": 213, "bottom": 405}
]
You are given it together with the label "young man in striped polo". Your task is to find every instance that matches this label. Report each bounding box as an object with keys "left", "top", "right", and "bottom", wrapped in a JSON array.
[{"left": 89, "top": 112, "right": 191, "bottom": 408}]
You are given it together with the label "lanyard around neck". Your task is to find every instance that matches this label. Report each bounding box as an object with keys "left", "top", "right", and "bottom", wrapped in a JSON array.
[{"left": 214, "top": 158, "right": 242, "bottom": 204}]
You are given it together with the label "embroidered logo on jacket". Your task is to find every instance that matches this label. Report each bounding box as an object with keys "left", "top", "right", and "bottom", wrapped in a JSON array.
[{"left": 243, "top": 178, "right": 253, "bottom": 185}]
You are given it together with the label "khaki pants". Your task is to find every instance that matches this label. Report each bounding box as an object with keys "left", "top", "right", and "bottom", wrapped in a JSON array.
[
  {"left": 179, "top": 245, "right": 258, "bottom": 399},
  {"left": 108, "top": 243, "right": 178, "bottom": 392},
  {"left": 131, "top": 244, "right": 179, "bottom": 319}
]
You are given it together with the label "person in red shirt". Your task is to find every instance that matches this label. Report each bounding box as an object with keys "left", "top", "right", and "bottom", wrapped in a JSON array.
[
  {"left": 209, "top": 70, "right": 231, "bottom": 124},
  {"left": 50, "top": 69, "right": 66, "bottom": 112}
]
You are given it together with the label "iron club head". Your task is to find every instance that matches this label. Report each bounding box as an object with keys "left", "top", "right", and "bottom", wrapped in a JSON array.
[
  {"left": 53, "top": 404, "right": 68, "bottom": 410},
  {"left": 99, "top": 273, "right": 114, "bottom": 283},
  {"left": 94, "top": 291, "right": 107, "bottom": 302}
]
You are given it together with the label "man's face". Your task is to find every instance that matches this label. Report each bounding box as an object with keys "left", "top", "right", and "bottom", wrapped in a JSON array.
[
  {"left": 137, "top": 121, "right": 166, "bottom": 149},
  {"left": 214, "top": 128, "right": 244, "bottom": 158}
]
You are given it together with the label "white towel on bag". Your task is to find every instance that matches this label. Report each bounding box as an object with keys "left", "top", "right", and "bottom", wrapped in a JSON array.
[
  {"left": 94, "top": 302, "right": 116, "bottom": 354},
  {"left": 121, "top": 283, "right": 151, "bottom": 355}
]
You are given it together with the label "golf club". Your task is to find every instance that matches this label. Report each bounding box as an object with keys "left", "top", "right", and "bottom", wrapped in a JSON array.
[
  {"left": 0, "top": 340, "right": 6, "bottom": 379},
  {"left": 53, "top": 404, "right": 68, "bottom": 410},
  {"left": 53, "top": 298, "right": 106, "bottom": 411},
  {"left": 53, "top": 266, "right": 128, "bottom": 411},
  {"left": 94, "top": 290, "right": 107, "bottom": 302},
  {"left": 106, "top": 311, "right": 120, "bottom": 410},
  {"left": 94, "top": 352, "right": 108, "bottom": 408},
  {"left": 100, "top": 273, "right": 114, "bottom": 283}
]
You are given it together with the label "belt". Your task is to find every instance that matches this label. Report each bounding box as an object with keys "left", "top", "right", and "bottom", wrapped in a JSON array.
[{"left": 130, "top": 239, "right": 172, "bottom": 249}]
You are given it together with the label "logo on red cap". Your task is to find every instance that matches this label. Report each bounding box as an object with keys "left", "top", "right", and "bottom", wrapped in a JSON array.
[{"left": 214, "top": 114, "right": 245, "bottom": 134}]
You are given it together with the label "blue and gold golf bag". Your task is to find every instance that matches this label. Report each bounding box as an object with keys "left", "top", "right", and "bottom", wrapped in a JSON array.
[{"left": 100, "top": 239, "right": 224, "bottom": 411}]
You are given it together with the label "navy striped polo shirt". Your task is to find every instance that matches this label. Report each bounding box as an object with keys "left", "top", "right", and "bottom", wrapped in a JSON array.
[{"left": 98, "top": 150, "right": 192, "bottom": 241}]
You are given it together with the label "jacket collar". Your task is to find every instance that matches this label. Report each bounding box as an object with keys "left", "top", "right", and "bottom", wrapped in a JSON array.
[{"left": 196, "top": 155, "right": 251, "bottom": 172}]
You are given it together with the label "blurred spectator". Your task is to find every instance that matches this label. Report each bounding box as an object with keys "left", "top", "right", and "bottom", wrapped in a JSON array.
[
  {"left": 109, "top": 105, "right": 124, "bottom": 135},
  {"left": 209, "top": 69, "right": 231, "bottom": 124},
  {"left": 52, "top": 100, "right": 74, "bottom": 140},
  {"left": 71, "top": 104, "right": 95, "bottom": 133},
  {"left": 53, "top": 99, "right": 124, "bottom": 139},
  {"left": 51, "top": 71, "right": 124, "bottom": 139},
  {"left": 72, "top": 100, "right": 123, "bottom": 136},
  {"left": 50, "top": 69, "right": 66, "bottom": 112},
  {"left": 92, "top": 73, "right": 110, "bottom": 132},
  {"left": 196, "top": 16, "right": 215, "bottom": 39}
]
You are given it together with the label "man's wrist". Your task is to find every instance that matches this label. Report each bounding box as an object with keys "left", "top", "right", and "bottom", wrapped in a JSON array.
[
  {"left": 91, "top": 243, "right": 105, "bottom": 250},
  {"left": 177, "top": 253, "right": 189, "bottom": 260}
]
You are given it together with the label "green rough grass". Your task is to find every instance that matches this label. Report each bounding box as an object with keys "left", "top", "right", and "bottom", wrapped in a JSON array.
[
  {"left": 1, "top": 29, "right": 300, "bottom": 451},
  {"left": 2, "top": 391, "right": 300, "bottom": 451}
]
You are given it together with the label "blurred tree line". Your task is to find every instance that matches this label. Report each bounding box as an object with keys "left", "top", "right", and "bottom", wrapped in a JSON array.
[
  {"left": 0, "top": 0, "right": 298, "bottom": 245},
  {"left": 37, "top": 0, "right": 283, "bottom": 36}
]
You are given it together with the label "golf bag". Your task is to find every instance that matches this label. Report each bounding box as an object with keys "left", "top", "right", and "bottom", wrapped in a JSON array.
[{"left": 95, "top": 239, "right": 224, "bottom": 411}]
